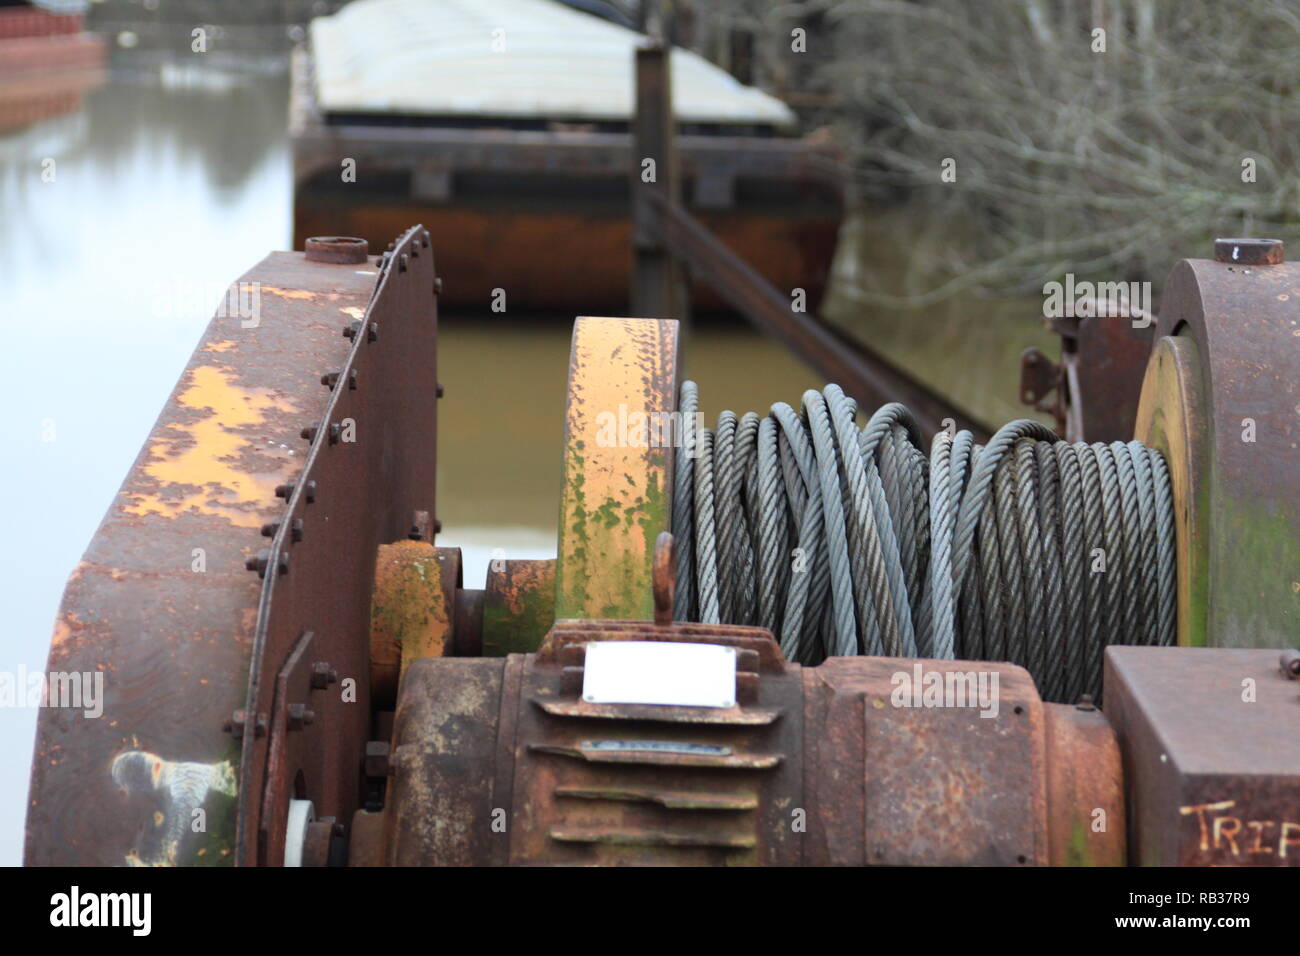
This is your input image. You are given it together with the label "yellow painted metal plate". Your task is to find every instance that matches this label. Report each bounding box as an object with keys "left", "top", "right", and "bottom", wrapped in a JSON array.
[
  {"left": 556, "top": 317, "right": 679, "bottom": 620},
  {"left": 1134, "top": 335, "right": 1207, "bottom": 647}
]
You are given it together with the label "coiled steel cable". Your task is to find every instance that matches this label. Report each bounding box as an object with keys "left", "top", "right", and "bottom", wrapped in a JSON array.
[{"left": 672, "top": 381, "right": 1178, "bottom": 702}]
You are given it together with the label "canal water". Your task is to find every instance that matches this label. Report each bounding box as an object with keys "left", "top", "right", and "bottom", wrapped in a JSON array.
[{"left": 0, "top": 59, "right": 1048, "bottom": 863}]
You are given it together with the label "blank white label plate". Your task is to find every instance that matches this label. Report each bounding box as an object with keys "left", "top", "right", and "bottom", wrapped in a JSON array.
[{"left": 582, "top": 641, "right": 737, "bottom": 708}]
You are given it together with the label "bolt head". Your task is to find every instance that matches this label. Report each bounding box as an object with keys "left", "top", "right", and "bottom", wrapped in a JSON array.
[
  {"left": 310, "top": 661, "right": 338, "bottom": 689},
  {"left": 1213, "top": 237, "right": 1284, "bottom": 265},
  {"left": 287, "top": 703, "right": 316, "bottom": 731},
  {"left": 1281, "top": 649, "right": 1300, "bottom": 679},
  {"left": 364, "top": 740, "right": 391, "bottom": 778}
]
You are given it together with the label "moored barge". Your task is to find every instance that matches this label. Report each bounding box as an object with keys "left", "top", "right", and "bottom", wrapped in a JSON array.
[{"left": 291, "top": 0, "right": 845, "bottom": 311}]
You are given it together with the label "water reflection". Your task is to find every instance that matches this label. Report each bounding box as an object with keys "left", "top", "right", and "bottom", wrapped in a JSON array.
[{"left": 0, "top": 62, "right": 292, "bottom": 866}]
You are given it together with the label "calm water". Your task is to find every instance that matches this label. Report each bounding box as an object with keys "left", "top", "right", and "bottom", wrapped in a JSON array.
[{"left": 0, "top": 58, "right": 1049, "bottom": 865}]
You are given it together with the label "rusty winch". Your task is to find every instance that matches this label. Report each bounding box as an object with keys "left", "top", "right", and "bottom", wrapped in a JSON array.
[{"left": 24, "top": 228, "right": 1299, "bottom": 867}]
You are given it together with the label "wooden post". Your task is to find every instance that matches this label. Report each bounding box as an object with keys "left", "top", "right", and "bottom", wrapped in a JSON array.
[{"left": 631, "top": 44, "right": 688, "bottom": 323}]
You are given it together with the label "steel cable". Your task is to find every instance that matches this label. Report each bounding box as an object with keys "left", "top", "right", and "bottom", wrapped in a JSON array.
[{"left": 672, "top": 381, "right": 1178, "bottom": 702}]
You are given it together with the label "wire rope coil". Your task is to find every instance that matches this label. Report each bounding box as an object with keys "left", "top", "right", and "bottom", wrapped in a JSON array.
[{"left": 672, "top": 382, "right": 1176, "bottom": 702}]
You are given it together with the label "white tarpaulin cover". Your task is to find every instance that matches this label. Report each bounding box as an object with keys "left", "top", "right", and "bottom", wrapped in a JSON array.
[{"left": 310, "top": 0, "right": 796, "bottom": 127}]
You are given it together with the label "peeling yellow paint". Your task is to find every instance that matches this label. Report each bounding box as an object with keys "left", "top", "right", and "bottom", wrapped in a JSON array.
[
  {"left": 556, "top": 318, "right": 675, "bottom": 619},
  {"left": 203, "top": 340, "right": 238, "bottom": 353},
  {"left": 341, "top": 306, "right": 365, "bottom": 319},
  {"left": 50, "top": 617, "right": 73, "bottom": 648},
  {"left": 124, "top": 365, "right": 298, "bottom": 528},
  {"left": 260, "top": 285, "right": 317, "bottom": 300}
]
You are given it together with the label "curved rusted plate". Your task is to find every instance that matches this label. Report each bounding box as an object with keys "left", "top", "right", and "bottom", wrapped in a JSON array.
[
  {"left": 1134, "top": 335, "right": 1209, "bottom": 647},
  {"left": 25, "top": 248, "right": 388, "bottom": 866},
  {"left": 26, "top": 226, "right": 439, "bottom": 867},
  {"left": 1043, "top": 702, "right": 1126, "bottom": 866},
  {"left": 239, "top": 225, "right": 438, "bottom": 866},
  {"left": 555, "top": 317, "right": 679, "bottom": 620},
  {"left": 1150, "top": 257, "right": 1299, "bottom": 648}
]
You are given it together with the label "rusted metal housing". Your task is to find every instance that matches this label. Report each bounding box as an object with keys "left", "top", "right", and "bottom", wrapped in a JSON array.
[
  {"left": 236, "top": 226, "right": 439, "bottom": 867},
  {"left": 360, "top": 622, "right": 1125, "bottom": 866},
  {"left": 26, "top": 226, "right": 440, "bottom": 867},
  {"left": 482, "top": 559, "right": 556, "bottom": 657},
  {"left": 1026, "top": 239, "right": 1299, "bottom": 649},
  {"left": 1135, "top": 242, "right": 1300, "bottom": 648},
  {"left": 369, "top": 542, "right": 460, "bottom": 709},
  {"left": 1104, "top": 647, "right": 1300, "bottom": 866},
  {"left": 1019, "top": 306, "right": 1155, "bottom": 443}
]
